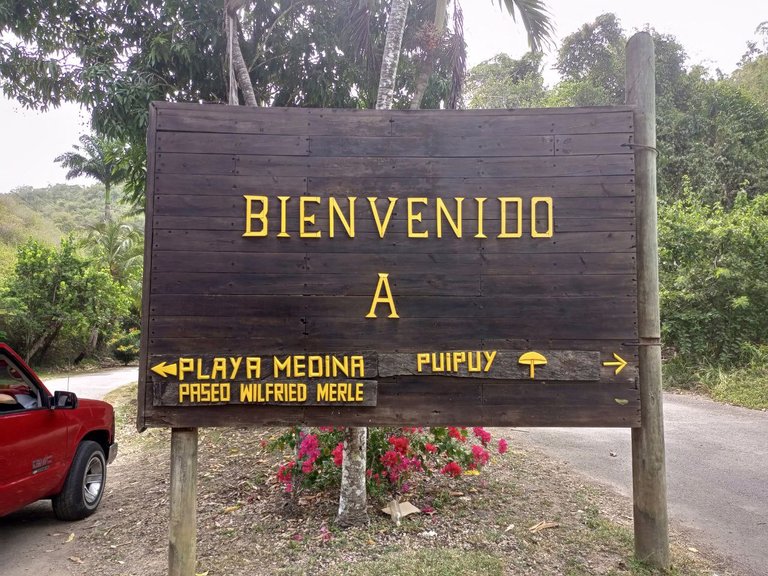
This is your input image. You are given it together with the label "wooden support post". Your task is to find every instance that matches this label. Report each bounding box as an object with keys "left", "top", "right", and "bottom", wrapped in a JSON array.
[
  {"left": 626, "top": 32, "right": 670, "bottom": 569},
  {"left": 169, "top": 428, "right": 198, "bottom": 576}
]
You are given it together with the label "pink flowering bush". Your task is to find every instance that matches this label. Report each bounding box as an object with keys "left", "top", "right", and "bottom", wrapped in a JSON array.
[{"left": 270, "top": 426, "right": 509, "bottom": 496}]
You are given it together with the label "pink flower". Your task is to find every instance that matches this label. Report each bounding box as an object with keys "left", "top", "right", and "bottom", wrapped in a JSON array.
[
  {"left": 441, "top": 461, "right": 462, "bottom": 478},
  {"left": 471, "top": 444, "right": 490, "bottom": 467},
  {"left": 473, "top": 427, "right": 491, "bottom": 446},
  {"left": 498, "top": 438, "right": 508, "bottom": 455},
  {"left": 448, "top": 427, "right": 466, "bottom": 442},
  {"left": 388, "top": 435, "right": 410, "bottom": 455},
  {"left": 332, "top": 442, "right": 344, "bottom": 466}
]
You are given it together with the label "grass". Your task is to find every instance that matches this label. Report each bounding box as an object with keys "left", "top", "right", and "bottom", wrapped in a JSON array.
[
  {"left": 336, "top": 548, "right": 504, "bottom": 576},
  {"left": 663, "top": 347, "right": 768, "bottom": 410}
]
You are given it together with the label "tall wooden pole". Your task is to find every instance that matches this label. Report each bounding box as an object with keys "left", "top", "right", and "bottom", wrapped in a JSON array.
[
  {"left": 169, "top": 428, "right": 198, "bottom": 576},
  {"left": 626, "top": 32, "right": 670, "bottom": 569}
]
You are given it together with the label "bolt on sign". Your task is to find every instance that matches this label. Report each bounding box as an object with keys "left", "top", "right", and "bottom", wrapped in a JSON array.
[{"left": 138, "top": 103, "right": 640, "bottom": 430}]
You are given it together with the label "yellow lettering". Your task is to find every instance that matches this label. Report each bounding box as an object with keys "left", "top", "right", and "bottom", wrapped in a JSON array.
[
  {"left": 179, "top": 383, "right": 190, "bottom": 403},
  {"left": 498, "top": 197, "right": 523, "bottom": 238},
  {"left": 475, "top": 198, "right": 488, "bottom": 238},
  {"left": 243, "top": 195, "right": 268, "bottom": 237},
  {"left": 407, "top": 197, "right": 428, "bottom": 238},
  {"left": 211, "top": 357, "right": 227, "bottom": 379},
  {"left": 277, "top": 196, "right": 290, "bottom": 238},
  {"left": 274, "top": 356, "right": 291, "bottom": 377},
  {"left": 246, "top": 357, "right": 261, "bottom": 379},
  {"left": 229, "top": 357, "right": 242, "bottom": 379},
  {"left": 195, "top": 358, "right": 209, "bottom": 380},
  {"left": 368, "top": 197, "right": 398, "bottom": 238},
  {"left": 293, "top": 355, "right": 306, "bottom": 377},
  {"left": 308, "top": 356, "right": 323, "bottom": 377},
  {"left": 297, "top": 383, "right": 307, "bottom": 402},
  {"left": 350, "top": 355, "right": 364, "bottom": 377},
  {"left": 365, "top": 273, "right": 399, "bottom": 318},
  {"left": 483, "top": 350, "right": 497, "bottom": 371},
  {"left": 355, "top": 382, "right": 364, "bottom": 402},
  {"left": 317, "top": 383, "right": 330, "bottom": 402},
  {"left": 274, "top": 383, "right": 285, "bottom": 402},
  {"left": 436, "top": 198, "right": 463, "bottom": 238},
  {"left": 178, "top": 358, "right": 194, "bottom": 381},
  {"left": 240, "top": 383, "right": 253, "bottom": 402},
  {"left": 417, "top": 353, "right": 430, "bottom": 372},
  {"left": 299, "top": 196, "right": 321, "bottom": 238},
  {"left": 329, "top": 197, "right": 356, "bottom": 238},
  {"left": 332, "top": 356, "right": 349, "bottom": 377},
  {"left": 531, "top": 196, "right": 554, "bottom": 238}
]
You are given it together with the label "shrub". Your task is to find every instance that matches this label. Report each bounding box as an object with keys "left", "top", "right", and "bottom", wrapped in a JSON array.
[
  {"left": 110, "top": 330, "right": 141, "bottom": 365},
  {"left": 270, "top": 426, "right": 508, "bottom": 497}
]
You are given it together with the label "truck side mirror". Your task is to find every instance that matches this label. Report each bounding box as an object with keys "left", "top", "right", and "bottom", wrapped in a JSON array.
[{"left": 53, "top": 390, "right": 78, "bottom": 409}]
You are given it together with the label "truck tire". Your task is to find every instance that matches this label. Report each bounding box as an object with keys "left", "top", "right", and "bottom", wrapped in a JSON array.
[{"left": 52, "top": 440, "right": 107, "bottom": 521}]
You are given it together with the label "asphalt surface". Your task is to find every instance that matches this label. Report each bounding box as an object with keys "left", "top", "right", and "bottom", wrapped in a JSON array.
[
  {"left": 510, "top": 393, "right": 768, "bottom": 576},
  {"left": 44, "top": 367, "right": 138, "bottom": 400}
]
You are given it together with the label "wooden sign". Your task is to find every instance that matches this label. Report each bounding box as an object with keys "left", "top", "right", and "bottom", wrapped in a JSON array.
[{"left": 138, "top": 103, "right": 640, "bottom": 429}]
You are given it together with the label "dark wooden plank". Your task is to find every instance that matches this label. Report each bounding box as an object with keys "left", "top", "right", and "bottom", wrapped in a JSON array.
[
  {"left": 156, "top": 153, "right": 236, "bottom": 175},
  {"left": 153, "top": 380, "right": 378, "bottom": 407},
  {"left": 150, "top": 250, "right": 637, "bottom": 275},
  {"left": 155, "top": 174, "right": 307, "bottom": 196},
  {"left": 157, "top": 132, "right": 310, "bottom": 155},
  {"left": 151, "top": 229, "right": 636, "bottom": 254},
  {"left": 149, "top": 294, "right": 638, "bottom": 319},
  {"left": 309, "top": 135, "right": 555, "bottom": 157},
  {"left": 555, "top": 133, "right": 633, "bottom": 155},
  {"left": 378, "top": 350, "right": 600, "bottom": 381},
  {"left": 232, "top": 154, "right": 635, "bottom": 179},
  {"left": 149, "top": 271, "right": 635, "bottom": 298},
  {"left": 307, "top": 175, "right": 635, "bottom": 198},
  {"left": 390, "top": 111, "right": 633, "bottom": 137}
]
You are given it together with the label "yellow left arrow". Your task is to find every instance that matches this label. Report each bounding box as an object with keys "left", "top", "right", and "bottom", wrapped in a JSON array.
[
  {"left": 602, "top": 353, "right": 628, "bottom": 375},
  {"left": 151, "top": 361, "right": 178, "bottom": 378}
]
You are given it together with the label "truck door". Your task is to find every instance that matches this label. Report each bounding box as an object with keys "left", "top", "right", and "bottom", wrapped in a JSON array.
[{"left": 0, "top": 353, "right": 69, "bottom": 516}]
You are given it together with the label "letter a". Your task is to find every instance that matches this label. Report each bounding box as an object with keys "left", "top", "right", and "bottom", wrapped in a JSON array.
[{"left": 365, "top": 273, "right": 399, "bottom": 318}]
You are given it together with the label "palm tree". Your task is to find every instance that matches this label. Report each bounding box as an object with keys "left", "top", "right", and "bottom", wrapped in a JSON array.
[
  {"left": 411, "top": 0, "right": 554, "bottom": 109},
  {"left": 55, "top": 134, "right": 127, "bottom": 222}
]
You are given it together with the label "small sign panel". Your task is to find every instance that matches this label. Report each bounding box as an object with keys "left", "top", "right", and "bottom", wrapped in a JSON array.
[{"left": 139, "top": 104, "right": 639, "bottom": 429}]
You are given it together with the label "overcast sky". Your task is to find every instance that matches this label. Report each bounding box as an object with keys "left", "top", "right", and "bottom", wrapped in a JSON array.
[{"left": 0, "top": 0, "right": 764, "bottom": 193}]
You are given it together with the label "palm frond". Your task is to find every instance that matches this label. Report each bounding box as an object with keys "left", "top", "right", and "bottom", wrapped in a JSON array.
[{"left": 495, "top": 0, "right": 554, "bottom": 52}]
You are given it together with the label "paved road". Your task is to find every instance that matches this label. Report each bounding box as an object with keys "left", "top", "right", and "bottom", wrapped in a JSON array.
[
  {"left": 44, "top": 367, "right": 138, "bottom": 400},
  {"left": 510, "top": 393, "right": 768, "bottom": 576},
  {"left": 0, "top": 367, "right": 138, "bottom": 576}
]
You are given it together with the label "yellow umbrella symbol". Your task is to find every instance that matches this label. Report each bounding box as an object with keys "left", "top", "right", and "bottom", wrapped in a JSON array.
[{"left": 518, "top": 352, "right": 547, "bottom": 379}]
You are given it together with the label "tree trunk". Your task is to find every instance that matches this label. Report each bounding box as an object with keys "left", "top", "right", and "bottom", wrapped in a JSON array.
[
  {"left": 376, "top": 0, "right": 410, "bottom": 110},
  {"left": 104, "top": 182, "right": 112, "bottom": 222},
  {"left": 409, "top": 0, "right": 447, "bottom": 110},
  {"left": 337, "top": 0, "right": 411, "bottom": 529},
  {"left": 26, "top": 323, "right": 62, "bottom": 364},
  {"left": 336, "top": 427, "right": 368, "bottom": 527},
  {"left": 226, "top": 2, "right": 257, "bottom": 106}
]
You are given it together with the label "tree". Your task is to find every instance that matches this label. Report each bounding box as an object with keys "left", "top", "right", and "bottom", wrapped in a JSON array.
[
  {"left": 55, "top": 134, "right": 127, "bottom": 221},
  {"left": 732, "top": 22, "right": 768, "bottom": 108},
  {"left": 0, "top": 238, "right": 129, "bottom": 363},
  {"left": 465, "top": 51, "right": 546, "bottom": 108}
]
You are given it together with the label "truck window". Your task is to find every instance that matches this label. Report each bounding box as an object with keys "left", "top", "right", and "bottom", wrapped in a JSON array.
[{"left": 0, "top": 355, "right": 42, "bottom": 412}]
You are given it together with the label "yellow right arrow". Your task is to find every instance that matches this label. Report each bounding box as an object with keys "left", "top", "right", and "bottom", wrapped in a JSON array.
[
  {"left": 151, "top": 361, "right": 178, "bottom": 378},
  {"left": 603, "top": 353, "right": 627, "bottom": 375}
]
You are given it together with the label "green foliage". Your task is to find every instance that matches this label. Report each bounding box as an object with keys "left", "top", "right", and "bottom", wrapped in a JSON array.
[
  {"left": 110, "top": 329, "right": 141, "bottom": 365},
  {"left": 663, "top": 345, "right": 768, "bottom": 409},
  {"left": 464, "top": 52, "right": 546, "bottom": 108},
  {"left": 0, "top": 238, "right": 130, "bottom": 363},
  {"left": 659, "top": 182, "right": 768, "bottom": 364}
]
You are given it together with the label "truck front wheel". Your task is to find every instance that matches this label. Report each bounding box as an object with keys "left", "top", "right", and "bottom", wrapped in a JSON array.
[{"left": 52, "top": 441, "right": 107, "bottom": 520}]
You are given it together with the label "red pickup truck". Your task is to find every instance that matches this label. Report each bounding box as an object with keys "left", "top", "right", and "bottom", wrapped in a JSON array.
[{"left": 0, "top": 343, "right": 117, "bottom": 520}]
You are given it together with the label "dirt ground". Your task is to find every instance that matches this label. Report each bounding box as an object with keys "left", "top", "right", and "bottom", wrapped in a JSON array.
[{"left": 44, "top": 388, "right": 736, "bottom": 576}]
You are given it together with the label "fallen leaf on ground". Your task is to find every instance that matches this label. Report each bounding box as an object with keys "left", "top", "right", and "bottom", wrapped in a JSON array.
[
  {"left": 688, "top": 547, "right": 699, "bottom": 553},
  {"left": 64, "top": 533, "right": 75, "bottom": 543},
  {"left": 528, "top": 521, "right": 560, "bottom": 533},
  {"left": 68, "top": 557, "right": 84, "bottom": 564},
  {"left": 504, "top": 524, "right": 515, "bottom": 533}
]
